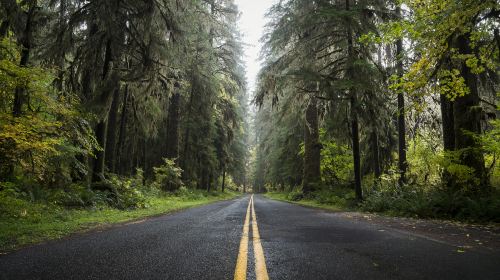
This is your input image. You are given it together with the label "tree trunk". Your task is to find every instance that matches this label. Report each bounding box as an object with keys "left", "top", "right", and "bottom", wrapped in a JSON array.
[
  {"left": 440, "top": 93, "right": 455, "bottom": 151},
  {"left": 54, "top": 0, "right": 66, "bottom": 93},
  {"left": 351, "top": 96, "right": 362, "bottom": 200},
  {"left": 371, "top": 130, "right": 381, "bottom": 178},
  {"left": 12, "top": 2, "right": 35, "bottom": 117},
  {"left": 221, "top": 168, "right": 226, "bottom": 192},
  {"left": 396, "top": 5, "right": 407, "bottom": 187},
  {"left": 91, "top": 38, "right": 115, "bottom": 182},
  {"left": 453, "top": 34, "right": 487, "bottom": 191},
  {"left": 142, "top": 137, "right": 147, "bottom": 183},
  {"left": 181, "top": 82, "right": 196, "bottom": 180},
  {"left": 92, "top": 120, "right": 107, "bottom": 182},
  {"left": 0, "top": 20, "right": 9, "bottom": 38},
  {"left": 440, "top": 92, "right": 455, "bottom": 189},
  {"left": 346, "top": 0, "right": 362, "bottom": 200},
  {"left": 165, "top": 83, "right": 181, "bottom": 160},
  {"left": 105, "top": 88, "right": 120, "bottom": 173},
  {"left": 303, "top": 97, "right": 321, "bottom": 195},
  {"left": 116, "top": 85, "right": 129, "bottom": 174}
]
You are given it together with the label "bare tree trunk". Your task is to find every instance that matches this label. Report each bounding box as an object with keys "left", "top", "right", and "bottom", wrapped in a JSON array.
[
  {"left": 346, "top": 0, "right": 362, "bottom": 200},
  {"left": 440, "top": 94, "right": 455, "bottom": 151},
  {"left": 221, "top": 168, "right": 226, "bottom": 192},
  {"left": 350, "top": 96, "right": 362, "bottom": 200},
  {"left": 0, "top": 20, "right": 9, "bottom": 37},
  {"left": 303, "top": 97, "right": 321, "bottom": 195},
  {"left": 165, "top": 82, "right": 181, "bottom": 160},
  {"left": 371, "top": 130, "right": 381, "bottom": 178},
  {"left": 92, "top": 120, "right": 107, "bottom": 182},
  {"left": 181, "top": 80, "right": 197, "bottom": 181},
  {"left": 116, "top": 85, "right": 129, "bottom": 174},
  {"left": 105, "top": 88, "right": 120, "bottom": 173}
]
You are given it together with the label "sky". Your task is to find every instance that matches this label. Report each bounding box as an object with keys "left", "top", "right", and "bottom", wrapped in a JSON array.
[{"left": 234, "top": 0, "right": 277, "bottom": 94}]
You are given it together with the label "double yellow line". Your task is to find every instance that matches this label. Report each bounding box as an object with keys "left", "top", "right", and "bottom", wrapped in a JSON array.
[{"left": 234, "top": 195, "right": 269, "bottom": 280}]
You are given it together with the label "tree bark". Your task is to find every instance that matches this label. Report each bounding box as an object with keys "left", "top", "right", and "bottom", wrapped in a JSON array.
[
  {"left": 346, "top": 0, "right": 362, "bottom": 200},
  {"left": 105, "top": 88, "right": 120, "bottom": 173},
  {"left": 92, "top": 120, "right": 107, "bottom": 182},
  {"left": 181, "top": 82, "right": 195, "bottom": 179},
  {"left": 440, "top": 93, "right": 455, "bottom": 151},
  {"left": 0, "top": 20, "right": 9, "bottom": 38},
  {"left": 12, "top": 2, "right": 36, "bottom": 117},
  {"left": 116, "top": 85, "right": 129, "bottom": 174},
  {"left": 221, "top": 168, "right": 226, "bottom": 192},
  {"left": 396, "top": 5, "right": 407, "bottom": 187},
  {"left": 165, "top": 82, "right": 181, "bottom": 160},
  {"left": 303, "top": 97, "right": 321, "bottom": 195},
  {"left": 371, "top": 130, "right": 381, "bottom": 178},
  {"left": 91, "top": 38, "right": 114, "bottom": 183},
  {"left": 453, "top": 34, "right": 487, "bottom": 191},
  {"left": 350, "top": 96, "right": 362, "bottom": 200}
]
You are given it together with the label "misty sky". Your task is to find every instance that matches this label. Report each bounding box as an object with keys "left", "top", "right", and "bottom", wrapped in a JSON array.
[{"left": 234, "top": 0, "right": 277, "bottom": 94}]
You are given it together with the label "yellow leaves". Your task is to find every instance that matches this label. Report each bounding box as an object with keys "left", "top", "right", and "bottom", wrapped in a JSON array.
[
  {"left": 0, "top": 113, "right": 64, "bottom": 156},
  {"left": 0, "top": 38, "right": 93, "bottom": 180},
  {"left": 436, "top": 69, "right": 469, "bottom": 101}
]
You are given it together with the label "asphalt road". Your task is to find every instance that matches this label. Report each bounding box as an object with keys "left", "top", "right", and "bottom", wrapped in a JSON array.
[{"left": 1, "top": 195, "right": 499, "bottom": 280}]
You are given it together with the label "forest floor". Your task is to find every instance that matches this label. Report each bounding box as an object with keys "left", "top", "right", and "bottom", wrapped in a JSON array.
[
  {"left": 0, "top": 191, "right": 239, "bottom": 253},
  {"left": 265, "top": 192, "right": 500, "bottom": 253}
]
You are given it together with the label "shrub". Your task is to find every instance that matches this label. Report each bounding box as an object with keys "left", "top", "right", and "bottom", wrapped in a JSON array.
[
  {"left": 152, "top": 159, "right": 184, "bottom": 191},
  {"left": 105, "top": 174, "right": 148, "bottom": 209},
  {"left": 287, "top": 189, "right": 304, "bottom": 201}
]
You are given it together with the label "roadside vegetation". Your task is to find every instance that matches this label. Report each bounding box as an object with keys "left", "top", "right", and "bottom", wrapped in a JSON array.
[
  {"left": 0, "top": 1, "right": 248, "bottom": 251},
  {"left": 253, "top": 0, "right": 500, "bottom": 223},
  {"left": 0, "top": 159, "right": 240, "bottom": 252}
]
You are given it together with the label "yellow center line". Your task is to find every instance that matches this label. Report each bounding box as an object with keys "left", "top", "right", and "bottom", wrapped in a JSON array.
[
  {"left": 234, "top": 196, "right": 252, "bottom": 280},
  {"left": 251, "top": 195, "right": 270, "bottom": 280}
]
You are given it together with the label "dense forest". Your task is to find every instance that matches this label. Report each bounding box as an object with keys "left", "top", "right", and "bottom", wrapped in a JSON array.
[
  {"left": 252, "top": 0, "right": 500, "bottom": 221},
  {"left": 0, "top": 0, "right": 249, "bottom": 212},
  {"left": 0, "top": 0, "right": 499, "bottom": 241}
]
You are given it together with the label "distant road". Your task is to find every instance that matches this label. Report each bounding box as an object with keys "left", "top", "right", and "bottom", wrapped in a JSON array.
[{"left": 1, "top": 195, "right": 499, "bottom": 280}]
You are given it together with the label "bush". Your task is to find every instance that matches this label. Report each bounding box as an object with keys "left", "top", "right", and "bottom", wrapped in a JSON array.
[
  {"left": 360, "top": 184, "right": 500, "bottom": 222},
  {"left": 49, "top": 184, "right": 108, "bottom": 208},
  {"left": 104, "top": 174, "right": 148, "bottom": 209},
  {"left": 152, "top": 159, "right": 184, "bottom": 191},
  {"left": 287, "top": 189, "right": 304, "bottom": 201},
  {"left": 311, "top": 188, "right": 356, "bottom": 207}
]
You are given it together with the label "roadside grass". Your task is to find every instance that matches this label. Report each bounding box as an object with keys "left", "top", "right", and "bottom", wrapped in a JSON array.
[
  {"left": 0, "top": 190, "right": 239, "bottom": 252},
  {"left": 264, "top": 189, "right": 356, "bottom": 212},
  {"left": 265, "top": 188, "right": 500, "bottom": 223}
]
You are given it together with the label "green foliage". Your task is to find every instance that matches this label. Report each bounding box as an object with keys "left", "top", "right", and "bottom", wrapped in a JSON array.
[
  {"left": 152, "top": 159, "right": 184, "bottom": 192},
  {"left": 481, "top": 99, "right": 500, "bottom": 188},
  {"left": 287, "top": 189, "right": 305, "bottom": 201},
  {"left": 361, "top": 184, "right": 500, "bottom": 222},
  {"left": 320, "top": 135, "right": 353, "bottom": 186},
  {"left": 406, "top": 135, "right": 442, "bottom": 187},
  {"left": 0, "top": 38, "right": 97, "bottom": 184},
  {"left": 0, "top": 186, "right": 239, "bottom": 252}
]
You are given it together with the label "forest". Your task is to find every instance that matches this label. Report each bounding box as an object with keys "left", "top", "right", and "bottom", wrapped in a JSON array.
[
  {"left": 0, "top": 0, "right": 499, "bottom": 251},
  {"left": 0, "top": 0, "right": 250, "bottom": 249},
  {"left": 252, "top": 0, "right": 500, "bottom": 221}
]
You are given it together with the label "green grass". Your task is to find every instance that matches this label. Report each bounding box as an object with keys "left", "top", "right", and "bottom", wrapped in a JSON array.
[
  {"left": 0, "top": 190, "right": 239, "bottom": 252},
  {"left": 265, "top": 188, "right": 500, "bottom": 223},
  {"left": 264, "top": 190, "right": 355, "bottom": 212}
]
